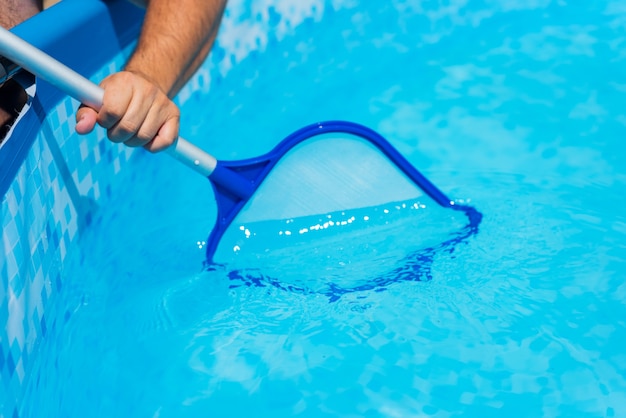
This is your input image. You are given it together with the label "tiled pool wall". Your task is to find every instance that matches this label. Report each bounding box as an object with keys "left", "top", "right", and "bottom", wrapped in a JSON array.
[{"left": 0, "top": 0, "right": 347, "bottom": 416}]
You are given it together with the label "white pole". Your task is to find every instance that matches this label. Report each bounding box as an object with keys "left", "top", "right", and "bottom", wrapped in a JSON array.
[{"left": 0, "top": 26, "right": 217, "bottom": 176}]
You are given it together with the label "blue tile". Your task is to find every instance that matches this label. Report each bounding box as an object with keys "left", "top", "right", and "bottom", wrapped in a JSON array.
[
  {"left": 77, "top": 155, "right": 88, "bottom": 181},
  {"left": 31, "top": 169, "right": 42, "bottom": 192},
  {"left": 47, "top": 161, "right": 57, "bottom": 183},
  {"left": 9, "top": 273, "right": 23, "bottom": 299},
  {"left": 0, "top": 281, "right": 5, "bottom": 308},
  {"left": 4, "top": 219, "right": 19, "bottom": 249},
  {"left": 8, "top": 340, "right": 20, "bottom": 373},
  {"left": 19, "top": 342, "right": 28, "bottom": 375},
  {"left": 51, "top": 225, "right": 59, "bottom": 251},
  {"left": 62, "top": 230, "right": 70, "bottom": 254},
  {"left": 64, "top": 98, "right": 75, "bottom": 123},
  {"left": 5, "top": 254, "right": 19, "bottom": 292},
  {"left": 11, "top": 239, "right": 23, "bottom": 271},
  {"left": 35, "top": 240, "right": 45, "bottom": 268},
  {"left": 0, "top": 363, "right": 9, "bottom": 392},
  {"left": 36, "top": 186, "right": 46, "bottom": 210},
  {"left": 63, "top": 203, "right": 72, "bottom": 225},
  {"left": 40, "top": 281, "right": 49, "bottom": 312},
  {"left": 0, "top": 342, "right": 5, "bottom": 372},
  {"left": 6, "top": 350, "right": 15, "bottom": 378},
  {"left": 98, "top": 139, "right": 106, "bottom": 157},
  {"left": 12, "top": 182, "right": 21, "bottom": 203},
  {"left": 24, "top": 205, "right": 35, "bottom": 228},
  {"left": 48, "top": 109, "right": 59, "bottom": 131},
  {"left": 61, "top": 118, "right": 71, "bottom": 139},
  {"left": 40, "top": 315, "right": 47, "bottom": 338}
]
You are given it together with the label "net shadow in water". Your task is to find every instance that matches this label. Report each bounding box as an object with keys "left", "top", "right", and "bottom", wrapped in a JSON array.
[{"left": 206, "top": 203, "right": 482, "bottom": 302}]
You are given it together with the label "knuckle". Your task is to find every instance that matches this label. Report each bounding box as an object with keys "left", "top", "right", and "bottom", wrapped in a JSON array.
[
  {"left": 113, "top": 71, "right": 133, "bottom": 84},
  {"left": 117, "top": 119, "right": 141, "bottom": 136},
  {"left": 97, "top": 107, "right": 124, "bottom": 128},
  {"left": 106, "top": 130, "right": 124, "bottom": 143},
  {"left": 136, "top": 128, "right": 157, "bottom": 143}
]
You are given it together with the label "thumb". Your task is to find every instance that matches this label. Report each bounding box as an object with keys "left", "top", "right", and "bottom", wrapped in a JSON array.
[{"left": 75, "top": 105, "right": 98, "bottom": 135}]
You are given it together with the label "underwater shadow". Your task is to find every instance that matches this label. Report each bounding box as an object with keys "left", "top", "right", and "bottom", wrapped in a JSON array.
[{"left": 207, "top": 204, "right": 482, "bottom": 302}]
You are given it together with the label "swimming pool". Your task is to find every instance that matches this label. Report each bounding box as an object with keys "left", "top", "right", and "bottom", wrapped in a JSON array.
[{"left": 4, "top": 0, "right": 626, "bottom": 416}]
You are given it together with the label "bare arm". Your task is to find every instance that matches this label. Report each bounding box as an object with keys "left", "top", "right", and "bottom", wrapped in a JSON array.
[
  {"left": 126, "top": 0, "right": 226, "bottom": 97},
  {"left": 75, "top": 0, "right": 227, "bottom": 151}
]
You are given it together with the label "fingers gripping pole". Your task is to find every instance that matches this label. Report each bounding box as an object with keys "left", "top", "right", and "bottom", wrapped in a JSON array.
[{"left": 0, "top": 26, "right": 217, "bottom": 177}]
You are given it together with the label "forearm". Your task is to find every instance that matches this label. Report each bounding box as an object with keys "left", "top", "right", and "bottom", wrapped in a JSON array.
[
  {"left": 75, "top": 0, "right": 226, "bottom": 151},
  {"left": 126, "top": 0, "right": 227, "bottom": 98}
]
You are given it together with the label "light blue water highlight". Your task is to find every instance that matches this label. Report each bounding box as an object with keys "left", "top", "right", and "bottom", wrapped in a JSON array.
[{"left": 22, "top": 1, "right": 626, "bottom": 417}]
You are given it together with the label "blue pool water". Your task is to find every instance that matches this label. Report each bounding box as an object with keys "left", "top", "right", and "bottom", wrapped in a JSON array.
[{"left": 22, "top": 1, "right": 626, "bottom": 417}]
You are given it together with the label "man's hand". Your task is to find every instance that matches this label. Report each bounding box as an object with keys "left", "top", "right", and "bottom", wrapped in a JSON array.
[
  {"left": 75, "top": 70, "right": 180, "bottom": 152},
  {"left": 74, "top": 0, "right": 226, "bottom": 151}
]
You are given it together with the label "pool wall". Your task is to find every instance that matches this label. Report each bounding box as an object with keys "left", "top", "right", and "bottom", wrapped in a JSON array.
[
  {"left": 0, "top": 0, "right": 340, "bottom": 416},
  {"left": 0, "top": 2, "right": 144, "bottom": 416}
]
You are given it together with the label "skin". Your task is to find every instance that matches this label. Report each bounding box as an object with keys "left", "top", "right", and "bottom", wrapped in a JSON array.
[
  {"left": 1, "top": 0, "right": 227, "bottom": 151},
  {"left": 0, "top": 0, "right": 41, "bottom": 29}
]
